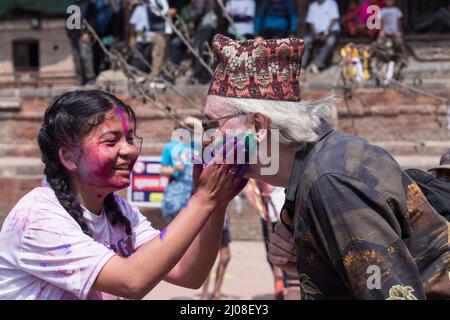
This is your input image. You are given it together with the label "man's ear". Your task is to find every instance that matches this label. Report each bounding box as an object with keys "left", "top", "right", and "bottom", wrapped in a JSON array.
[
  {"left": 251, "top": 113, "right": 270, "bottom": 142},
  {"left": 58, "top": 147, "right": 78, "bottom": 172}
]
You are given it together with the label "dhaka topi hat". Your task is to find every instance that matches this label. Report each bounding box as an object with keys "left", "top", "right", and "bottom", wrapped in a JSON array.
[{"left": 207, "top": 34, "right": 305, "bottom": 102}]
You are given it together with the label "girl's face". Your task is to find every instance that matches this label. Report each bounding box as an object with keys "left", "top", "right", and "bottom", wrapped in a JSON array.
[{"left": 74, "top": 108, "right": 140, "bottom": 193}]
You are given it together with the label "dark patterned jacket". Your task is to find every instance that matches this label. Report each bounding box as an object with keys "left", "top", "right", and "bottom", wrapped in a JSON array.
[{"left": 284, "top": 121, "right": 450, "bottom": 300}]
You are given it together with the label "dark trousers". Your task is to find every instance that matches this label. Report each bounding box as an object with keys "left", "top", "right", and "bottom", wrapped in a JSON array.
[
  {"left": 302, "top": 31, "right": 340, "bottom": 69},
  {"left": 260, "top": 28, "right": 289, "bottom": 39},
  {"left": 131, "top": 42, "right": 153, "bottom": 73},
  {"left": 192, "top": 25, "right": 215, "bottom": 84},
  {"left": 414, "top": 7, "right": 450, "bottom": 33},
  {"left": 70, "top": 38, "right": 96, "bottom": 85}
]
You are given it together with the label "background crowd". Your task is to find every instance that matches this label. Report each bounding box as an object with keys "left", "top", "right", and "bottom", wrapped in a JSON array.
[{"left": 67, "top": 0, "right": 450, "bottom": 86}]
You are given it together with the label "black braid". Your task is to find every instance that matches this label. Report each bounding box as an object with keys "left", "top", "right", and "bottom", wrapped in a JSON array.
[
  {"left": 104, "top": 193, "right": 132, "bottom": 236},
  {"left": 37, "top": 89, "right": 139, "bottom": 239},
  {"left": 45, "top": 167, "right": 93, "bottom": 237}
]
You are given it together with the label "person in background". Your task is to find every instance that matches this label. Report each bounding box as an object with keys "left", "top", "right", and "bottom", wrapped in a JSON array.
[
  {"left": 168, "top": 0, "right": 191, "bottom": 68},
  {"left": 359, "top": 0, "right": 384, "bottom": 39},
  {"left": 224, "top": 0, "right": 256, "bottom": 40},
  {"left": 412, "top": 0, "right": 450, "bottom": 34},
  {"left": 428, "top": 150, "right": 450, "bottom": 182},
  {"left": 244, "top": 180, "right": 296, "bottom": 300},
  {"left": 66, "top": 0, "right": 97, "bottom": 86},
  {"left": 146, "top": 0, "right": 173, "bottom": 84},
  {"left": 379, "top": 0, "right": 403, "bottom": 40},
  {"left": 254, "top": 0, "right": 298, "bottom": 39},
  {"left": 200, "top": 213, "right": 232, "bottom": 300},
  {"left": 376, "top": 0, "right": 407, "bottom": 82},
  {"left": 160, "top": 117, "right": 202, "bottom": 224},
  {"left": 92, "top": 0, "right": 116, "bottom": 75},
  {"left": 341, "top": 0, "right": 361, "bottom": 37},
  {"left": 191, "top": 0, "right": 220, "bottom": 84},
  {"left": 129, "top": 1, "right": 154, "bottom": 73},
  {"left": 301, "top": 0, "right": 340, "bottom": 75}
]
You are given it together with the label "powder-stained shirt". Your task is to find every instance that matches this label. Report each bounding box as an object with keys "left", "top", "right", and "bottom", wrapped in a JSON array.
[
  {"left": 284, "top": 121, "right": 450, "bottom": 300},
  {"left": 0, "top": 184, "right": 160, "bottom": 300}
]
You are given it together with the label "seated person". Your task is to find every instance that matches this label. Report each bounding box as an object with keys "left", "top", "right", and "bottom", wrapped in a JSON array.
[
  {"left": 301, "top": 0, "right": 340, "bottom": 74},
  {"left": 413, "top": 0, "right": 450, "bottom": 33},
  {"left": 254, "top": 0, "right": 298, "bottom": 39},
  {"left": 225, "top": 0, "right": 256, "bottom": 40}
]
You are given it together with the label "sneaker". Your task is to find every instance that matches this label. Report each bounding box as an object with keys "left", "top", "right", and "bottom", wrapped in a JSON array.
[
  {"left": 149, "top": 80, "right": 166, "bottom": 90},
  {"left": 308, "top": 64, "right": 320, "bottom": 75}
]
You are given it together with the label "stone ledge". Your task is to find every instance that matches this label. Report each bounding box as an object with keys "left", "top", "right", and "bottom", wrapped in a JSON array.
[
  {"left": 0, "top": 97, "right": 21, "bottom": 112},
  {"left": 0, "top": 157, "right": 43, "bottom": 177}
]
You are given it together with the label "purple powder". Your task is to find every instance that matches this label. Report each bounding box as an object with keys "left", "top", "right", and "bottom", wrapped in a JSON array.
[{"left": 159, "top": 227, "right": 168, "bottom": 240}]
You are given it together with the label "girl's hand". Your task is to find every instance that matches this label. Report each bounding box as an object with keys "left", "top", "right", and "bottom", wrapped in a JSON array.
[{"left": 194, "top": 140, "right": 248, "bottom": 207}]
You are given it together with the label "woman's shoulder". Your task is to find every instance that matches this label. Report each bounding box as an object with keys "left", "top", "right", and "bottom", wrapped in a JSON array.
[{"left": 2, "top": 187, "right": 78, "bottom": 235}]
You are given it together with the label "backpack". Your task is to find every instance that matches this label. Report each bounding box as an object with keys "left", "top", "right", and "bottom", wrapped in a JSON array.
[{"left": 405, "top": 168, "right": 450, "bottom": 221}]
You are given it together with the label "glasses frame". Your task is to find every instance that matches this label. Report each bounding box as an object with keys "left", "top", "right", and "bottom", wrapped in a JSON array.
[{"left": 201, "top": 112, "right": 247, "bottom": 132}]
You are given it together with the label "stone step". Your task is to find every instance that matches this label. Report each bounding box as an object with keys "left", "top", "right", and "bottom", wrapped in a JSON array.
[
  {"left": 0, "top": 157, "right": 43, "bottom": 177},
  {"left": 0, "top": 97, "right": 21, "bottom": 112}
]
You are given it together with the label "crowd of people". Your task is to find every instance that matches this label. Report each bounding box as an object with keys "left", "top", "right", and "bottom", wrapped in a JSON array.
[{"left": 67, "top": 0, "right": 450, "bottom": 87}]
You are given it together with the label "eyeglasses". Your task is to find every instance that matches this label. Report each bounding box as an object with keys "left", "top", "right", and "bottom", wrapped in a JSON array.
[{"left": 201, "top": 112, "right": 247, "bottom": 132}]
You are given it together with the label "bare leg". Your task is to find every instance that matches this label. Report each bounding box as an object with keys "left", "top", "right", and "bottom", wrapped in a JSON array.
[
  {"left": 200, "top": 272, "right": 211, "bottom": 300},
  {"left": 212, "top": 246, "right": 231, "bottom": 300}
]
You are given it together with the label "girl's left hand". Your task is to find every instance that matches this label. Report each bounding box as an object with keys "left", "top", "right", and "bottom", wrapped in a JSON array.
[{"left": 193, "top": 140, "right": 249, "bottom": 206}]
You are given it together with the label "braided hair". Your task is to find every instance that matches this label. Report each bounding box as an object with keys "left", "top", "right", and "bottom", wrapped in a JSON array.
[{"left": 37, "top": 90, "right": 139, "bottom": 238}]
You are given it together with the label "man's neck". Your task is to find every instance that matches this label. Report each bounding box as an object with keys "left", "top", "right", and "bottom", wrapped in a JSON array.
[{"left": 252, "top": 143, "right": 297, "bottom": 188}]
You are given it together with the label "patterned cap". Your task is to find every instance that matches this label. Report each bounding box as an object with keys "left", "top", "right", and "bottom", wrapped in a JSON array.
[{"left": 208, "top": 34, "right": 305, "bottom": 101}]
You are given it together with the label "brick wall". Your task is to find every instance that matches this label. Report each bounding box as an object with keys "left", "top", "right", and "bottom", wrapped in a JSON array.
[{"left": 0, "top": 19, "right": 75, "bottom": 84}]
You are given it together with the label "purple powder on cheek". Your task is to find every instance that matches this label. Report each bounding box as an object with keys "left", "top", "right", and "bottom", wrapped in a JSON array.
[{"left": 159, "top": 227, "right": 168, "bottom": 240}]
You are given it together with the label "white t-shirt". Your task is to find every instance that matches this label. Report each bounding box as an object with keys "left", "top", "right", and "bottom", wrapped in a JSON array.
[
  {"left": 306, "top": 0, "right": 340, "bottom": 34},
  {"left": 225, "top": 0, "right": 256, "bottom": 37},
  {"left": 380, "top": 7, "right": 402, "bottom": 35},
  {"left": 129, "top": 1, "right": 172, "bottom": 43},
  {"left": 0, "top": 185, "right": 159, "bottom": 300},
  {"left": 130, "top": 4, "right": 153, "bottom": 43},
  {"left": 267, "top": 187, "right": 285, "bottom": 223}
]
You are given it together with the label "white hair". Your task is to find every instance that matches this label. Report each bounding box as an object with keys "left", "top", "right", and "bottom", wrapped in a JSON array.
[{"left": 222, "top": 96, "right": 336, "bottom": 150}]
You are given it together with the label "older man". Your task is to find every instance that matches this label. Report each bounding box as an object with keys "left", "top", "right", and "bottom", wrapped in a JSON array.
[{"left": 203, "top": 34, "right": 450, "bottom": 300}]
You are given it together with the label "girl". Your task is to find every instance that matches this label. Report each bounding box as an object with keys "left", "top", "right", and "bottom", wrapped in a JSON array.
[{"left": 0, "top": 90, "right": 248, "bottom": 300}]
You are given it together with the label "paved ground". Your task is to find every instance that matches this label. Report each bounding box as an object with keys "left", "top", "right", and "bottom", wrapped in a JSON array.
[{"left": 144, "top": 241, "right": 276, "bottom": 300}]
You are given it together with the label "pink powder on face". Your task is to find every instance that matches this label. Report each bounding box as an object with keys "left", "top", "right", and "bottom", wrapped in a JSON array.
[
  {"left": 114, "top": 107, "right": 129, "bottom": 134},
  {"left": 76, "top": 109, "right": 138, "bottom": 191}
]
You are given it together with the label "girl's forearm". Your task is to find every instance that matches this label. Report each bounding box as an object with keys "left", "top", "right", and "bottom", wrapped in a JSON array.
[
  {"left": 123, "top": 192, "right": 218, "bottom": 298},
  {"left": 167, "top": 205, "right": 227, "bottom": 287}
]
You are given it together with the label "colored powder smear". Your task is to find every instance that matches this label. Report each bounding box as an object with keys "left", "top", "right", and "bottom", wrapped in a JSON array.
[
  {"left": 159, "top": 227, "right": 168, "bottom": 240},
  {"left": 114, "top": 107, "right": 129, "bottom": 133}
]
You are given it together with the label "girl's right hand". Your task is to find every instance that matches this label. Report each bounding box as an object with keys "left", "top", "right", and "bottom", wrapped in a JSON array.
[{"left": 194, "top": 140, "right": 249, "bottom": 207}]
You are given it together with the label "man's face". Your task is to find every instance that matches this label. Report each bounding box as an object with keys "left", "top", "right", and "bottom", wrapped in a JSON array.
[{"left": 203, "top": 95, "right": 260, "bottom": 176}]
